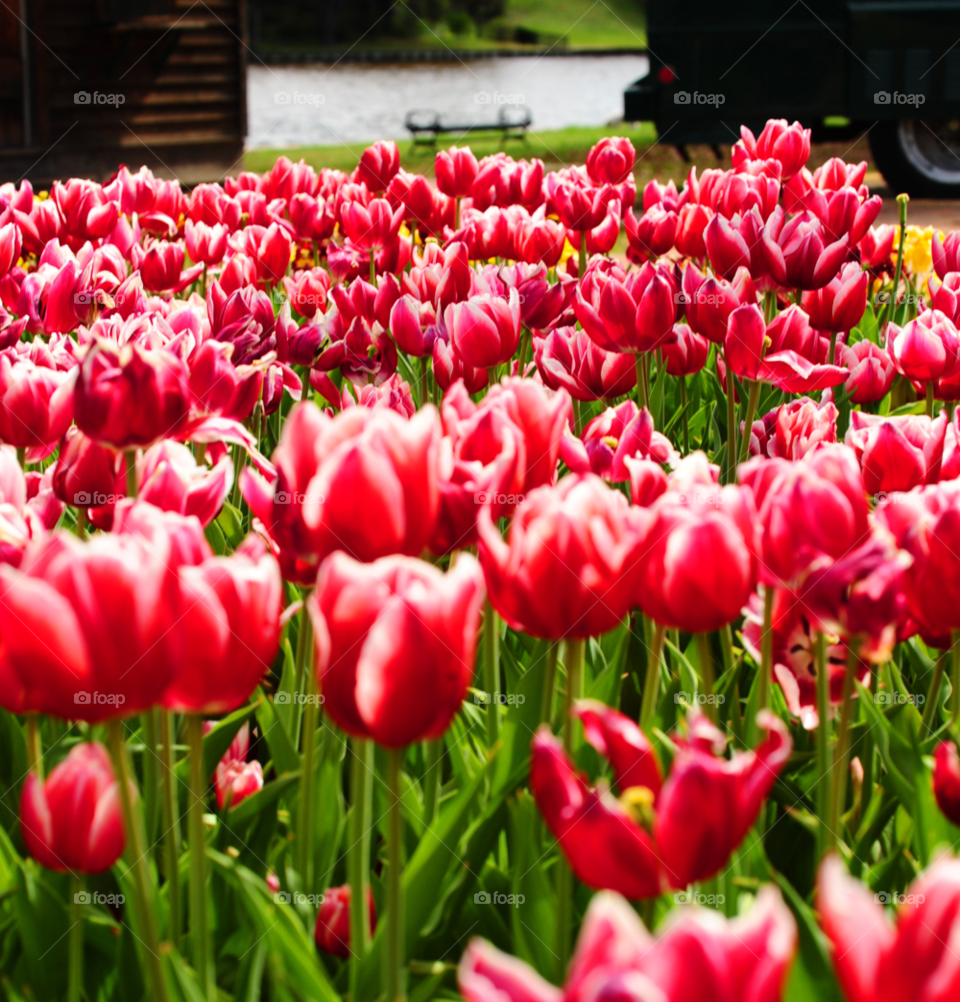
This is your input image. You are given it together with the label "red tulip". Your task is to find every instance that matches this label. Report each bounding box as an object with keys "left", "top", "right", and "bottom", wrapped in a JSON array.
[
  {"left": 801, "top": 260, "right": 868, "bottom": 334},
  {"left": 515, "top": 208, "right": 566, "bottom": 268},
  {"left": 741, "top": 443, "right": 869, "bottom": 588},
  {"left": 283, "top": 266, "right": 331, "bottom": 320},
  {"left": 682, "top": 262, "right": 756, "bottom": 344},
  {"left": 386, "top": 169, "right": 433, "bottom": 224},
  {"left": 703, "top": 212, "right": 754, "bottom": 279},
  {"left": 888, "top": 308, "right": 960, "bottom": 384},
  {"left": 933, "top": 740, "right": 960, "bottom": 826},
  {"left": 534, "top": 326, "right": 636, "bottom": 400},
  {"left": 478, "top": 474, "right": 648, "bottom": 639},
  {"left": 240, "top": 402, "right": 441, "bottom": 581},
  {"left": 459, "top": 885, "right": 796, "bottom": 1002},
  {"left": 932, "top": 229, "right": 960, "bottom": 280},
  {"left": 845, "top": 411, "right": 944, "bottom": 496},
  {"left": 210, "top": 723, "right": 264, "bottom": 810},
  {"left": 137, "top": 440, "right": 233, "bottom": 527},
  {"left": 445, "top": 289, "right": 521, "bottom": 369},
  {"left": 860, "top": 224, "right": 897, "bottom": 270},
  {"left": 928, "top": 271, "right": 960, "bottom": 324},
  {"left": 626, "top": 457, "right": 668, "bottom": 506},
  {"left": 52, "top": 178, "right": 120, "bottom": 247},
  {"left": 288, "top": 192, "right": 336, "bottom": 244},
  {"left": 75, "top": 339, "right": 190, "bottom": 449},
  {"left": 0, "top": 356, "right": 74, "bottom": 449},
  {"left": 659, "top": 322, "right": 707, "bottom": 377},
  {"left": 724, "top": 302, "right": 767, "bottom": 380},
  {"left": 315, "top": 885, "right": 377, "bottom": 959},
  {"left": 586, "top": 136, "right": 636, "bottom": 185},
  {"left": 52, "top": 426, "right": 122, "bottom": 512},
  {"left": 341, "top": 197, "right": 404, "bottom": 252},
  {"left": 817, "top": 853, "right": 960, "bottom": 1002},
  {"left": 433, "top": 330, "right": 488, "bottom": 395},
  {"left": 842, "top": 340, "right": 896, "bottom": 403},
  {"left": 575, "top": 258, "right": 677, "bottom": 354},
  {"left": 187, "top": 339, "right": 263, "bottom": 422},
  {"left": 136, "top": 238, "right": 185, "bottom": 292},
  {"left": 674, "top": 201, "right": 714, "bottom": 258},
  {"left": 20, "top": 742, "right": 124, "bottom": 873},
  {"left": 762, "top": 207, "right": 849, "bottom": 290},
  {"left": 309, "top": 551, "right": 484, "bottom": 747},
  {"left": 356, "top": 140, "right": 400, "bottom": 192},
  {"left": 185, "top": 219, "right": 228, "bottom": 266},
  {"left": 0, "top": 221, "right": 22, "bottom": 276},
  {"left": 741, "top": 119, "right": 810, "bottom": 179},
  {"left": 0, "top": 524, "right": 182, "bottom": 719},
  {"left": 635, "top": 464, "right": 758, "bottom": 632},
  {"left": 389, "top": 294, "right": 435, "bottom": 357},
  {"left": 624, "top": 204, "right": 676, "bottom": 261},
  {"left": 435, "top": 145, "right": 479, "bottom": 198}
]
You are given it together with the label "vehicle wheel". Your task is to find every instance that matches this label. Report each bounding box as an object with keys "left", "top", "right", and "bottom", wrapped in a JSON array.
[{"left": 869, "top": 119, "right": 960, "bottom": 198}]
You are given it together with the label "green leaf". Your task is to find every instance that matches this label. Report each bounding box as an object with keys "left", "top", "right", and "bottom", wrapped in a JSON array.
[
  {"left": 229, "top": 772, "right": 300, "bottom": 826},
  {"left": 508, "top": 791, "right": 556, "bottom": 980},
  {"left": 273, "top": 638, "right": 298, "bottom": 738},
  {"left": 256, "top": 687, "right": 301, "bottom": 776},
  {"left": 175, "top": 700, "right": 260, "bottom": 785},
  {"left": 204, "top": 518, "right": 226, "bottom": 555},
  {"left": 773, "top": 872, "right": 843, "bottom": 1002},
  {"left": 491, "top": 646, "right": 549, "bottom": 796},
  {"left": 217, "top": 501, "right": 244, "bottom": 549}
]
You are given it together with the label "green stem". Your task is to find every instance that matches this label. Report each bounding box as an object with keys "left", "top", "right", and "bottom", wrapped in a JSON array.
[
  {"left": 556, "top": 858, "right": 572, "bottom": 983},
  {"left": 881, "top": 195, "right": 909, "bottom": 338},
  {"left": 517, "top": 328, "right": 531, "bottom": 373},
  {"left": 640, "top": 620, "right": 666, "bottom": 730},
  {"left": 159, "top": 709, "right": 181, "bottom": 948},
  {"left": 422, "top": 739, "right": 442, "bottom": 827},
  {"left": 759, "top": 585, "right": 775, "bottom": 714},
  {"left": 107, "top": 720, "right": 169, "bottom": 1002},
  {"left": 725, "top": 361, "right": 738, "bottom": 484},
  {"left": 829, "top": 643, "right": 861, "bottom": 847},
  {"left": 143, "top": 711, "right": 159, "bottom": 850},
  {"left": 636, "top": 353, "right": 650, "bottom": 411},
  {"left": 814, "top": 633, "right": 832, "bottom": 859},
  {"left": 15, "top": 446, "right": 24, "bottom": 468},
  {"left": 862, "top": 666, "right": 875, "bottom": 801},
  {"left": 540, "top": 643, "right": 559, "bottom": 726},
  {"left": 385, "top": 748, "right": 404, "bottom": 1002},
  {"left": 125, "top": 450, "right": 138, "bottom": 499},
  {"left": 579, "top": 229, "right": 587, "bottom": 283},
  {"left": 697, "top": 633, "right": 718, "bottom": 723},
  {"left": 562, "top": 638, "right": 585, "bottom": 753},
  {"left": 483, "top": 600, "right": 500, "bottom": 746},
  {"left": 680, "top": 377, "right": 689, "bottom": 453},
  {"left": 922, "top": 650, "right": 947, "bottom": 732},
  {"left": 293, "top": 607, "right": 312, "bottom": 747},
  {"left": 369, "top": 251, "right": 377, "bottom": 287},
  {"left": 200, "top": 263, "right": 207, "bottom": 298},
  {"left": 69, "top": 874, "right": 83, "bottom": 1002},
  {"left": 348, "top": 738, "right": 373, "bottom": 1001},
  {"left": 25, "top": 713, "right": 41, "bottom": 777},
  {"left": 418, "top": 356, "right": 430, "bottom": 411},
  {"left": 297, "top": 617, "right": 318, "bottom": 890},
  {"left": 738, "top": 380, "right": 761, "bottom": 464},
  {"left": 186, "top": 715, "right": 213, "bottom": 1001},
  {"left": 828, "top": 330, "right": 837, "bottom": 366},
  {"left": 927, "top": 381, "right": 936, "bottom": 419}
]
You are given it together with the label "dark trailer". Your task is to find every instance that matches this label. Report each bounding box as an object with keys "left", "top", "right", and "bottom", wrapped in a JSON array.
[
  {"left": 625, "top": 0, "right": 960, "bottom": 196},
  {"left": 0, "top": 0, "right": 247, "bottom": 185}
]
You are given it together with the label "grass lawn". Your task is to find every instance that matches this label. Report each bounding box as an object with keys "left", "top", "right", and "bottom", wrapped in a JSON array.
[{"left": 243, "top": 125, "right": 878, "bottom": 194}]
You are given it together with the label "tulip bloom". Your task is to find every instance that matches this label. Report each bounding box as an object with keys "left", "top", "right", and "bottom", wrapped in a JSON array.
[
  {"left": 674, "top": 201, "right": 714, "bottom": 258},
  {"left": 459, "top": 886, "right": 796, "bottom": 1002},
  {"left": 341, "top": 198, "right": 404, "bottom": 252},
  {"left": 682, "top": 262, "right": 756, "bottom": 344},
  {"left": 534, "top": 326, "right": 636, "bottom": 400},
  {"left": 845, "top": 411, "right": 944, "bottom": 496},
  {"left": 0, "top": 356, "right": 75, "bottom": 449},
  {"left": 309, "top": 551, "right": 484, "bottom": 747},
  {"left": 842, "top": 340, "right": 896, "bottom": 403},
  {"left": 75, "top": 339, "right": 190, "bottom": 449},
  {"left": 933, "top": 740, "right": 960, "bottom": 826},
  {"left": 478, "top": 474, "right": 649, "bottom": 639},
  {"left": 661, "top": 322, "right": 709, "bottom": 376},
  {"left": 283, "top": 266, "right": 331, "bottom": 320},
  {"left": 445, "top": 289, "right": 521, "bottom": 369},
  {"left": 136, "top": 238, "right": 186, "bottom": 292},
  {"left": 888, "top": 308, "right": 960, "bottom": 384},
  {"left": 817, "top": 853, "right": 960, "bottom": 1002},
  {"left": 801, "top": 260, "right": 868, "bottom": 334},
  {"left": 20, "top": 742, "right": 124, "bottom": 873},
  {"left": 356, "top": 140, "right": 400, "bottom": 192},
  {"left": 185, "top": 219, "right": 228, "bottom": 266},
  {"left": 932, "top": 229, "right": 960, "bottom": 279},
  {"left": 210, "top": 723, "right": 264, "bottom": 810},
  {"left": 315, "top": 885, "right": 377, "bottom": 959},
  {"left": 586, "top": 136, "right": 635, "bottom": 184},
  {"left": 634, "top": 465, "right": 758, "bottom": 633},
  {"left": 740, "top": 119, "right": 810, "bottom": 179},
  {"left": 762, "top": 207, "right": 849, "bottom": 290},
  {"left": 0, "top": 527, "right": 182, "bottom": 719},
  {"left": 138, "top": 440, "right": 233, "bottom": 526},
  {"left": 240, "top": 402, "right": 441, "bottom": 581},
  {"left": 435, "top": 146, "right": 479, "bottom": 198},
  {"left": 531, "top": 703, "right": 791, "bottom": 894},
  {"left": 724, "top": 303, "right": 768, "bottom": 380}
]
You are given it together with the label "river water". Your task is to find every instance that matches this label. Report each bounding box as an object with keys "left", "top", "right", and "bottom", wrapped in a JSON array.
[{"left": 246, "top": 54, "right": 649, "bottom": 148}]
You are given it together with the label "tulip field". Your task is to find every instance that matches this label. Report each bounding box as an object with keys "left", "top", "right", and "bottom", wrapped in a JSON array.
[{"left": 2, "top": 121, "right": 960, "bottom": 1002}]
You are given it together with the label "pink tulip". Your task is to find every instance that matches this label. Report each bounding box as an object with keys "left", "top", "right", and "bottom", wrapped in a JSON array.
[
  {"left": 445, "top": 288, "right": 521, "bottom": 369},
  {"left": 846, "top": 411, "right": 944, "bottom": 495},
  {"left": 586, "top": 136, "right": 636, "bottom": 184},
  {"left": 674, "top": 201, "right": 714, "bottom": 258},
  {"left": 341, "top": 197, "right": 404, "bottom": 252},
  {"left": 724, "top": 302, "right": 767, "bottom": 379},
  {"left": 740, "top": 118, "right": 810, "bottom": 179},
  {"left": 282, "top": 266, "right": 330, "bottom": 319},
  {"left": 137, "top": 440, "right": 233, "bottom": 526},
  {"left": 355, "top": 140, "right": 400, "bottom": 192},
  {"left": 185, "top": 219, "right": 228, "bottom": 266},
  {"left": 888, "top": 308, "right": 960, "bottom": 384},
  {"left": 20, "top": 742, "right": 124, "bottom": 873},
  {"left": 932, "top": 229, "right": 960, "bottom": 279},
  {"left": 842, "top": 340, "right": 896, "bottom": 403},
  {"left": 0, "top": 355, "right": 75, "bottom": 449},
  {"left": 762, "top": 206, "right": 849, "bottom": 290},
  {"left": 801, "top": 260, "right": 869, "bottom": 333},
  {"left": 534, "top": 326, "right": 636, "bottom": 399},
  {"left": 682, "top": 262, "right": 756, "bottom": 344},
  {"left": 435, "top": 145, "right": 479, "bottom": 198}
]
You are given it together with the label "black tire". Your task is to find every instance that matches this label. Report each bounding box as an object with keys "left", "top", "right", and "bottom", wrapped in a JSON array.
[{"left": 869, "top": 119, "right": 960, "bottom": 199}]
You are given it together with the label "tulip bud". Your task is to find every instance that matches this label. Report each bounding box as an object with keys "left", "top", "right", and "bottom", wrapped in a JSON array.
[
  {"left": 435, "top": 145, "right": 479, "bottom": 198},
  {"left": 315, "top": 885, "right": 377, "bottom": 959},
  {"left": 724, "top": 303, "right": 768, "bottom": 380}
]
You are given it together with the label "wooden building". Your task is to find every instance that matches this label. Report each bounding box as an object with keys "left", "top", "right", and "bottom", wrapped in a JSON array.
[{"left": 0, "top": 0, "right": 247, "bottom": 184}]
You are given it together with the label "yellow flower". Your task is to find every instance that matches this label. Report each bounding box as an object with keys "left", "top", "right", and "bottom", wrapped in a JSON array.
[{"left": 897, "top": 225, "right": 938, "bottom": 277}]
